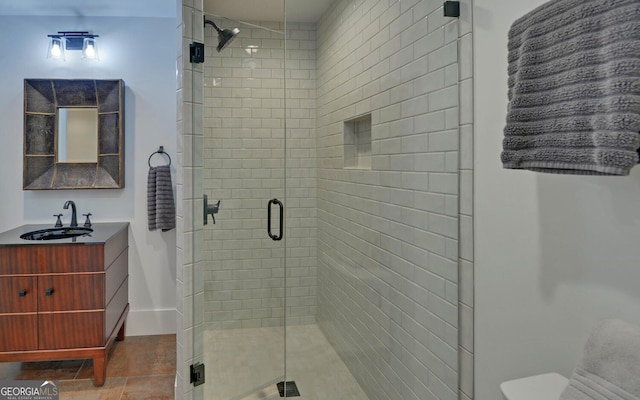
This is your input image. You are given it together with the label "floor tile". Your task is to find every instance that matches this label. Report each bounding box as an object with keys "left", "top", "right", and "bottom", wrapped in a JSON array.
[
  {"left": 59, "top": 377, "right": 127, "bottom": 400},
  {"left": 204, "top": 325, "right": 369, "bottom": 400},
  {"left": 0, "top": 359, "right": 85, "bottom": 380},
  {"left": 120, "top": 375, "right": 175, "bottom": 400},
  {"left": 0, "top": 335, "right": 176, "bottom": 400},
  {"left": 77, "top": 335, "right": 176, "bottom": 379}
]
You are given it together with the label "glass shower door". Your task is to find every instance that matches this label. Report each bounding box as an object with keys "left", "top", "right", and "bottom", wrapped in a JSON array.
[{"left": 190, "top": 2, "right": 290, "bottom": 399}]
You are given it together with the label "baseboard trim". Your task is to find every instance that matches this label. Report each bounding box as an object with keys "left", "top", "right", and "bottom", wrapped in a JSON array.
[{"left": 126, "top": 308, "right": 176, "bottom": 336}]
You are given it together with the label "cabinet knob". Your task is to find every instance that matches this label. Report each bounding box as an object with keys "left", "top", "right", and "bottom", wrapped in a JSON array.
[
  {"left": 19, "top": 289, "right": 27, "bottom": 297},
  {"left": 45, "top": 288, "right": 54, "bottom": 296}
]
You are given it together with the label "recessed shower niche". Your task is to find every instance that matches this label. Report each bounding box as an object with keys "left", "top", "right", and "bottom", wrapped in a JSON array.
[{"left": 344, "top": 114, "right": 372, "bottom": 170}]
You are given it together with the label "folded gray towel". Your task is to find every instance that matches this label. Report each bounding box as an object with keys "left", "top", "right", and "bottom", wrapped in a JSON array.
[
  {"left": 559, "top": 319, "right": 640, "bottom": 400},
  {"left": 502, "top": 0, "right": 640, "bottom": 175},
  {"left": 147, "top": 165, "right": 176, "bottom": 232}
]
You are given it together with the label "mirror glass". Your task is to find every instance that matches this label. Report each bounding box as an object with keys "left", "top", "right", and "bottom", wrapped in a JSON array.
[{"left": 57, "top": 108, "right": 98, "bottom": 163}]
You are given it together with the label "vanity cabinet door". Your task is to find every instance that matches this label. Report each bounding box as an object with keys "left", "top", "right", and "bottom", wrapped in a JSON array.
[
  {"left": 37, "top": 274, "right": 104, "bottom": 312},
  {"left": 36, "top": 274, "right": 105, "bottom": 350},
  {"left": 0, "top": 277, "right": 38, "bottom": 351},
  {"left": 38, "top": 312, "right": 103, "bottom": 349},
  {"left": 0, "top": 315, "right": 37, "bottom": 351},
  {"left": 0, "top": 276, "right": 36, "bottom": 313}
]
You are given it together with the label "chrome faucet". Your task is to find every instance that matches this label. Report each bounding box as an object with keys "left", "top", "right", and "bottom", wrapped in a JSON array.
[{"left": 63, "top": 200, "right": 78, "bottom": 227}]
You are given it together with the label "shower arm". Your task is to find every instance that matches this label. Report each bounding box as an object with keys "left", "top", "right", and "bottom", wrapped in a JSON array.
[{"left": 204, "top": 18, "right": 223, "bottom": 34}]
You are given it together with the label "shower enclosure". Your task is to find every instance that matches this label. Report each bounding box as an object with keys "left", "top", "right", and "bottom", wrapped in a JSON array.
[{"left": 182, "top": 0, "right": 463, "bottom": 399}]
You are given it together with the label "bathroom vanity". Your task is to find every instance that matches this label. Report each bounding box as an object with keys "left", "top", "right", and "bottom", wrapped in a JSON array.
[{"left": 0, "top": 222, "right": 129, "bottom": 386}]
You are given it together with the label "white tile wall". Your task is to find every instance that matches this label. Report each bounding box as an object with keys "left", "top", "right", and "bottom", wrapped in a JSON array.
[
  {"left": 179, "top": 1, "right": 205, "bottom": 400},
  {"left": 177, "top": 3, "right": 187, "bottom": 400},
  {"left": 316, "top": 1, "right": 461, "bottom": 400},
  {"left": 202, "top": 21, "right": 318, "bottom": 329},
  {"left": 457, "top": 1, "right": 474, "bottom": 398}
]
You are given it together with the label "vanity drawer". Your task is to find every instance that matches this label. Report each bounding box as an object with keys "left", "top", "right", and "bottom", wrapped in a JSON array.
[
  {"left": 0, "top": 245, "right": 104, "bottom": 274},
  {"left": 0, "top": 277, "right": 36, "bottom": 313},
  {"left": 0, "top": 314, "right": 37, "bottom": 351},
  {"left": 37, "top": 245, "right": 105, "bottom": 273},
  {"left": 38, "top": 274, "right": 104, "bottom": 312},
  {"left": 0, "top": 247, "right": 41, "bottom": 274},
  {"left": 38, "top": 311, "right": 104, "bottom": 349}
]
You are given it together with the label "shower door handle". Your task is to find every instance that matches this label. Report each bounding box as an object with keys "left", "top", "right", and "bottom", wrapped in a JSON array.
[{"left": 267, "top": 199, "right": 283, "bottom": 241}]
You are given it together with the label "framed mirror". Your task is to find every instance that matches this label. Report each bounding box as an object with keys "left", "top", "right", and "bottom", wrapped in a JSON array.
[{"left": 23, "top": 79, "right": 124, "bottom": 189}]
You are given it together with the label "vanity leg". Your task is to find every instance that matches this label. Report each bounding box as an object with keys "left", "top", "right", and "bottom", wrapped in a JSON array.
[
  {"left": 117, "top": 321, "right": 126, "bottom": 341},
  {"left": 93, "top": 353, "right": 107, "bottom": 387}
]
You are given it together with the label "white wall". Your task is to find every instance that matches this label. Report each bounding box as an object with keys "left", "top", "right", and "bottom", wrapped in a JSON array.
[
  {"left": 474, "top": 1, "right": 640, "bottom": 399},
  {"left": 0, "top": 14, "right": 177, "bottom": 335}
]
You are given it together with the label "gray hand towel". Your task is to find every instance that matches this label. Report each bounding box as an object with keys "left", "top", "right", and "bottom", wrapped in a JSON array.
[
  {"left": 502, "top": 0, "right": 640, "bottom": 175},
  {"left": 147, "top": 165, "right": 176, "bottom": 232},
  {"left": 559, "top": 319, "right": 640, "bottom": 400}
]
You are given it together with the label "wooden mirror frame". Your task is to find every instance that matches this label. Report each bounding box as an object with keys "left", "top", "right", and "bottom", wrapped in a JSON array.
[{"left": 23, "top": 79, "right": 124, "bottom": 190}]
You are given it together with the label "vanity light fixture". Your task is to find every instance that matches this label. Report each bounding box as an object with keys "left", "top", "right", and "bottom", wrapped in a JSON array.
[{"left": 47, "top": 31, "right": 99, "bottom": 60}]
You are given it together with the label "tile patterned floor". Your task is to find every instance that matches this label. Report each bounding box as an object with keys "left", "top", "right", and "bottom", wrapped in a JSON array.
[
  {"left": 0, "top": 328, "right": 367, "bottom": 400},
  {"left": 205, "top": 324, "right": 370, "bottom": 400},
  {"left": 0, "top": 334, "right": 176, "bottom": 400}
]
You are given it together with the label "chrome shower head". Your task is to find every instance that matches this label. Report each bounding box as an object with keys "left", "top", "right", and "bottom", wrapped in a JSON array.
[{"left": 204, "top": 18, "right": 240, "bottom": 52}]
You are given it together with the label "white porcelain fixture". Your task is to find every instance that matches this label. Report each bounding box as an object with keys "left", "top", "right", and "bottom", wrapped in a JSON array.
[{"left": 500, "top": 373, "right": 569, "bottom": 400}]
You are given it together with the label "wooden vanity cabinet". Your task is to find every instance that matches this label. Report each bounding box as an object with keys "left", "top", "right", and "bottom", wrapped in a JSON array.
[{"left": 0, "top": 224, "right": 128, "bottom": 387}]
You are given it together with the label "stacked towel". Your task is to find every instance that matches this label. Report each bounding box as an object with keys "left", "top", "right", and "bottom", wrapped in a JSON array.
[
  {"left": 501, "top": 0, "right": 640, "bottom": 175},
  {"left": 147, "top": 165, "right": 176, "bottom": 232},
  {"left": 559, "top": 319, "right": 640, "bottom": 400}
]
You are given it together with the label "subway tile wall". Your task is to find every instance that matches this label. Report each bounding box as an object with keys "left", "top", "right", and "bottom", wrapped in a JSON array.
[
  {"left": 316, "top": 1, "right": 461, "bottom": 400},
  {"left": 179, "top": 1, "right": 206, "bottom": 399},
  {"left": 457, "top": 1, "right": 474, "bottom": 399},
  {"left": 201, "top": 21, "right": 318, "bottom": 329}
]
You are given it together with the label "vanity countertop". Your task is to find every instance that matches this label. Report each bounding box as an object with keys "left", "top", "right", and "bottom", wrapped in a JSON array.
[{"left": 0, "top": 222, "right": 129, "bottom": 246}]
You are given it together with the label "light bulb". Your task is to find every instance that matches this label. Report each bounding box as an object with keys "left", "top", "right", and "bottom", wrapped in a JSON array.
[
  {"left": 84, "top": 43, "right": 95, "bottom": 58},
  {"left": 82, "top": 38, "right": 99, "bottom": 60},
  {"left": 51, "top": 43, "right": 62, "bottom": 57},
  {"left": 47, "top": 37, "right": 65, "bottom": 60}
]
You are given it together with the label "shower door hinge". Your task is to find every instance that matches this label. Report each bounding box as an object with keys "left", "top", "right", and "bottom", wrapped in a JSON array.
[
  {"left": 443, "top": 1, "right": 460, "bottom": 17},
  {"left": 190, "top": 363, "right": 205, "bottom": 387},
  {"left": 190, "top": 41, "right": 205, "bottom": 64}
]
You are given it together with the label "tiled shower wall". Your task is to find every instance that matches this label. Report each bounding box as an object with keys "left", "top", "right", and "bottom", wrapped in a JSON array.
[
  {"left": 458, "top": 2, "right": 474, "bottom": 399},
  {"left": 177, "top": 1, "right": 206, "bottom": 399},
  {"left": 201, "top": 21, "right": 318, "bottom": 329},
  {"left": 315, "top": 1, "right": 464, "bottom": 400}
]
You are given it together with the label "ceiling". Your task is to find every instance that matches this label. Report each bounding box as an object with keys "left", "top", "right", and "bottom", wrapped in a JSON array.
[
  {"left": 0, "top": 0, "right": 333, "bottom": 22},
  {"left": 0, "top": 0, "right": 175, "bottom": 17},
  {"left": 204, "top": 0, "right": 333, "bottom": 23}
]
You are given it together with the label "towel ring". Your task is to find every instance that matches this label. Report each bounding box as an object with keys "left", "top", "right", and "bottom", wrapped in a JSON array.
[{"left": 148, "top": 146, "right": 172, "bottom": 167}]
